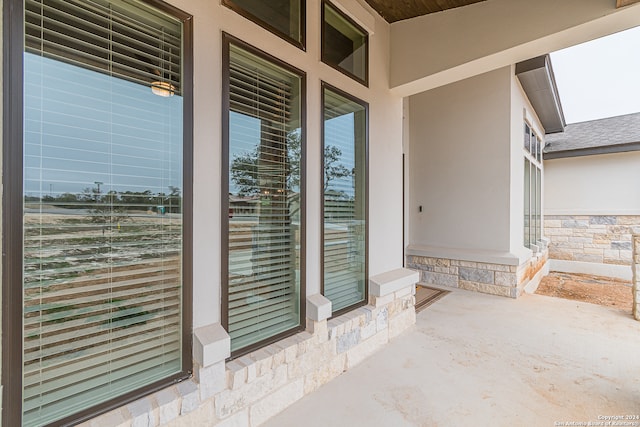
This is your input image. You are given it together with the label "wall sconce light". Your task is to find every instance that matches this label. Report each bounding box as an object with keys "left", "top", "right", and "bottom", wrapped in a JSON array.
[{"left": 151, "top": 81, "right": 175, "bottom": 97}]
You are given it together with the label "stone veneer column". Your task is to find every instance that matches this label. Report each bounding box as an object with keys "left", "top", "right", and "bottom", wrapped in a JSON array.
[{"left": 633, "top": 235, "right": 640, "bottom": 321}]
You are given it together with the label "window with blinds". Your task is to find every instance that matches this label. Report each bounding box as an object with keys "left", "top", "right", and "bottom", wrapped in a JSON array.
[
  {"left": 322, "top": 84, "right": 367, "bottom": 314},
  {"left": 224, "top": 36, "right": 305, "bottom": 355},
  {"left": 18, "top": 0, "right": 190, "bottom": 425}
]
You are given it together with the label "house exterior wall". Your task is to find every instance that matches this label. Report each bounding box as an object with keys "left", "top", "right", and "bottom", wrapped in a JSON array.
[
  {"left": 178, "top": 0, "right": 404, "bottom": 330},
  {"left": 544, "top": 151, "right": 640, "bottom": 280},
  {"left": 408, "top": 66, "right": 512, "bottom": 254},
  {"left": 545, "top": 152, "right": 640, "bottom": 215},
  {"left": 1, "top": 0, "right": 417, "bottom": 425},
  {"left": 406, "top": 66, "right": 549, "bottom": 298},
  {"left": 3, "top": 0, "right": 639, "bottom": 424}
]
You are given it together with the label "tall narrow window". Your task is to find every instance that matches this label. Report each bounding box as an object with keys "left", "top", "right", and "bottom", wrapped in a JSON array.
[
  {"left": 322, "top": 83, "right": 367, "bottom": 315},
  {"left": 3, "top": 0, "right": 192, "bottom": 425},
  {"left": 524, "top": 159, "right": 531, "bottom": 249},
  {"left": 223, "top": 35, "right": 305, "bottom": 356},
  {"left": 322, "top": 0, "right": 368, "bottom": 86},
  {"left": 524, "top": 123, "right": 542, "bottom": 250},
  {"left": 222, "top": 0, "right": 305, "bottom": 49}
]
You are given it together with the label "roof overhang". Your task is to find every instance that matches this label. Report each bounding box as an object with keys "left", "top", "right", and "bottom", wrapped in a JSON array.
[
  {"left": 515, "top": 55, "right": 566, "bottom": 134},
  {"left": 544, "top": 141, "right": 640, "bottom": 160}
]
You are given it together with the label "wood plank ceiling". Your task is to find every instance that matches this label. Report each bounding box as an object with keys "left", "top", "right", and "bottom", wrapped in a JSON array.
[{"left": 363, "top": 0, "right": 488, "bottom": 22}]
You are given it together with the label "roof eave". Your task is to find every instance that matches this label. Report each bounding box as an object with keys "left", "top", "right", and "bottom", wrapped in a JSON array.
[
  {"left": 516, "top": 55, "right": 566, "bottom": 134},
  {"left": 544, "top": 141, "right": 640, "bottom": 159}
]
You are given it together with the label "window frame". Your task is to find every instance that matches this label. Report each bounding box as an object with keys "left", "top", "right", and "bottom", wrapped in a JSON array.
[
  {"left": 321, "top": 0, "right": 369, "bottom": 87},
  {"left": 523, "top": 121, "right": 543, "bottom": 250},
  {"left": 221, "top": 0, "right": 306, "bottom": 50},
  {"left": 2, "top": 0, "right": 194, "bottom": 425},
  {"left": 221, "top": 32, "right": 307, "bottom": 359},
  {"left": 320, "top": 81, "right": 369, "bottom": 318}
]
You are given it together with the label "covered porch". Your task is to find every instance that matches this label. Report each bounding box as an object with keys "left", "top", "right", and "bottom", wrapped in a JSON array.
[{"left": 264, "top": 287, "right": 640, "bottom": 426}]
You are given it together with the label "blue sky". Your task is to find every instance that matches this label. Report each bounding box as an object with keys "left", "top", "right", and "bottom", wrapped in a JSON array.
[
  {"left": 24, "top": 53, "right": 183, "bottom": 197},
  {"left": 551, "top": 25, "right": 640, "bottom": 124}
]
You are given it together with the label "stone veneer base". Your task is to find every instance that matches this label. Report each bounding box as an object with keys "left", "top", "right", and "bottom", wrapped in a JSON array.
[
  {"left": 545, "top": 215, "right": 640, "bottom": 267},
  {"left": 407, "top": 251, "right": 548, "bottom": 299},
  {"left": 78, "top": 273, "right": 418, "bottom": 427},
  {"left": 633, "top": 235, "right": 639, "bottom": 321}
]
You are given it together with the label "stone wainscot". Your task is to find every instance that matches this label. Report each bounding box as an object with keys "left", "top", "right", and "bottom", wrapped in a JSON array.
[
  {"left": 406, "top": 250, "right": 548, "bottom": 298},
  {"left": 79, "top": 269, "right": 419, "bottom": 427},
  {"left": 633, "top": 235, "right": 640, "bottom": 321}
]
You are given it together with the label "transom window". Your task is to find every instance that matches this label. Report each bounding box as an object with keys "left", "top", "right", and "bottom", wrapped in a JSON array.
[
  {"left": 3, "top": 0, "right": 192, "bottom": 425},
  {"left": 222, "top": 0, "right": 305, "bottom": 49},
  {"left": 322, "top": 0, "right": 368, "bottom": 86}
]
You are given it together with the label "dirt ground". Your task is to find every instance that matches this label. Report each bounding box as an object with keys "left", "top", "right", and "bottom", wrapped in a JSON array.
[{"left": 536, "top": 272, "right": 633, "bottom": 313}]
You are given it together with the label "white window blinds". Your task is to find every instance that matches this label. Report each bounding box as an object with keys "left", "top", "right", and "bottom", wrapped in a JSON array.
[
  {"left": 22, "top": 0, "right": 185, "bottom": 425},
  {"left": 323, "top": 86, "right": 367, "bottom": 313},
  {"left": 25, "top": 0, "right": 181, "bottom": 94},
  {"left": 226, "top": 40, "right": 303, "bottom": 354}
]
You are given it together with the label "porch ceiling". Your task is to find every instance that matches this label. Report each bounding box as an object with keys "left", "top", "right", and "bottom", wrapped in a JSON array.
[
  {"left": 363, "top": 0, "right": 488, "bottom": 23},
  {"left": 366, "top": 0, "right": 638, "bottom": 23}
]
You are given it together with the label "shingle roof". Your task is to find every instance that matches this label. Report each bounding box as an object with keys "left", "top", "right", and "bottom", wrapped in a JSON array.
[{"left": 544, "top": 112, "right": 640, "bottom": 157}]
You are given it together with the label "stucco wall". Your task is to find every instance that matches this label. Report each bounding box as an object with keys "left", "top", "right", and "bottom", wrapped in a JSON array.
[
  {"left": 545, "top": 152, "right": 640, "bottom": 215},
  {"left": 157, "top": 0, "right": 404, "bottom": 329},
  {"left": 407, "top": 66, "right": 512, "bottom": 256},
  {"left": 405, "top": 65, "right": 548, "bottom": 295}
]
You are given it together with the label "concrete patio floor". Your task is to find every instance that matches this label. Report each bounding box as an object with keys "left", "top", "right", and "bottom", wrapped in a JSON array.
[{"left": 264, "top": 288, "right": 640, "bottom": 427}]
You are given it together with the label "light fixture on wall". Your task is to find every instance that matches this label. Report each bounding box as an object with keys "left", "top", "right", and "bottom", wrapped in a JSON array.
[
  {"left": 151, "top": 28, "right": 175, "bottom": 97},
  {"left": 151, "top": 80, "right": 175, "bottom": 97}
]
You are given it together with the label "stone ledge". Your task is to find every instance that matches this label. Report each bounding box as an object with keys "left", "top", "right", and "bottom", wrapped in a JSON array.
[
  {"left": 369, "top": 268, "right": 419, "bottom": 297},
  {"left": 406, "top": 244, "right": 523, "bottom": 266},
  {"left": 194, "top": 323, "right": 230, "bottom": 368},
  {"left": 306, "top": 294, "right": 332, "bottom": 321}
]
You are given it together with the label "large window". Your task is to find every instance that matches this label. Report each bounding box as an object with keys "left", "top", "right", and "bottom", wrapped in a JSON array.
[
  {"left": 524, "top": 123, "right": 542, "bottom": 249},
  {"left": 3, "top": 0, "right": 192, "bottom": 425},
  {"left": 322, "top": 0, "right": 368, "bottom": 86},
  {"left": 222, "top": 0, "right": 305, "bottom": 49},
  {"left": 322, "top": 83, "right": 368, "bottom": 315},
  {"left": 223, "top": 35, "right": 305, "bottom": 356}
]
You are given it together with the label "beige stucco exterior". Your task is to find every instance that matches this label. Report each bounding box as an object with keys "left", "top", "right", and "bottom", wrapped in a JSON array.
[
  {"left": 406, "top": 65, "right": 545, "bottom": 265},
  {"left": 545, "top": 151, "right": 640, "bottom": 215}
]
